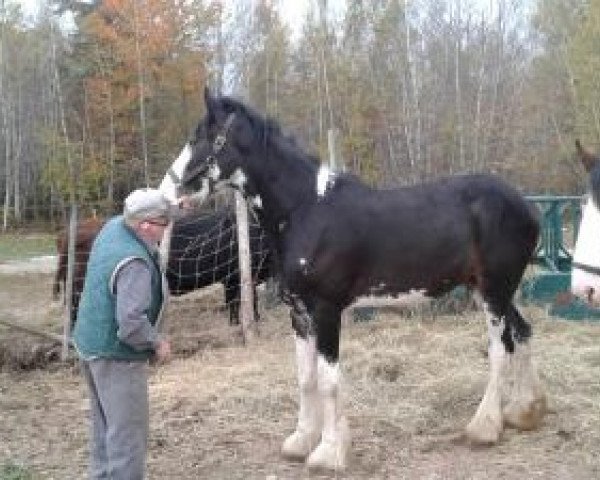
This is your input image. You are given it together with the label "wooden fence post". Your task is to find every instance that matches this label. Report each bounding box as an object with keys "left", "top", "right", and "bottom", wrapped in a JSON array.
[
  {"left": 62, "top": 203, "right": 77, "bottom": 360},
  {"left": 235, "top": 190, "right": 256, "bottom": 343}
]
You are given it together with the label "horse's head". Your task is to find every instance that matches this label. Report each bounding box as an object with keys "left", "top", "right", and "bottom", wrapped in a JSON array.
[
  {"left": 572, "top": 140, "right": 600, "bottom": 305},
  {"left": 575, "top": 139, "right": 600, "bottom": 210},
  {"left": 179, "top": 88, "right": 257, "bottom": 202}
]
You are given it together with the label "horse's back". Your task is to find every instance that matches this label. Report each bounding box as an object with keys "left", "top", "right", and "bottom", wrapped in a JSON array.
[
  {"left": 55, "top": 217, "right": 105, "bottom": 274},
  {"left": 282, "top": 173, "right": 537, "bottom": 301},
  {"left": 53, "top": 216, "right": 105, "bottom": 313},
  {"left": 303, "top": 173, "right": 536, "bottom": 248}
]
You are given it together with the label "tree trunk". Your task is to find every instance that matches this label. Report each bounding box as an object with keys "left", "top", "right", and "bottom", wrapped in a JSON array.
[
  {"left": 473, "top": 13, "right": 487, "bottom": 169},
  {"left": 51, "top": 23, "right": 74, "bottom": 209},
  {"left": 12, "top": 99, "right": 21, "bottom": 222},
  {"left": 454, "top": 0, "right": 465, "bottom": 171},
  {"left": 133, "top": 0, "right": 149, "bottom": 187},
  {"left": 3, "top": 99, "right": 11, "bottom": 231},
  {"left": 0, "top": 0, "right": 6, "bottom": 230},
  {"left": 94, "top": 44, "right": 116, "bottom": 211}
]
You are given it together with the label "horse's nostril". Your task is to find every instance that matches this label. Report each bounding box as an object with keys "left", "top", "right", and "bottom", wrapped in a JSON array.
[{"left": 586, "top": 287, "right": 595, "bottom": 303}]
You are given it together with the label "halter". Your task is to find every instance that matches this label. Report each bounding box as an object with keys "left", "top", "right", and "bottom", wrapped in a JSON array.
[
  {"left": 182, "top": 112, "right": 237, "bottom": 186},
  {"left": 572, "top": 194, "right": 600, "bottom": 278},
  {"left": 572, "top": 262, "right": 600, "bottom": 277}
]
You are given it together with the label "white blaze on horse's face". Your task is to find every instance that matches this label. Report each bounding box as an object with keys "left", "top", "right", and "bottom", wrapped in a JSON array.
[
  {"left": 208, "top": 163, "right": 221, "bottom": 182},
  {"left": 159, "top": 143, "right": 193, "bottom": 202},
  {"left": 251, "top": 195, "right": 262, "bottom": 209},
  {"left": 158, "top": 144, "right": 194, "bottom": 281},
  {"left": 317, "top": 165, "right": 335, "bottom": 197},
  {"left": 299, "top": 257, "right": 308, "bottom": 275},
  {"left": 230, "top": 168, "right": 247, "bottom": 191},
  {"left": 572, "top": 197, "right": 600, "bottom": 305}
]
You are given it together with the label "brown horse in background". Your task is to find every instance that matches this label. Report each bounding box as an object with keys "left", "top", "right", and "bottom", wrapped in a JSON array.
[{"left": 53, "top": 217, "right": 105, "bottom": 325}]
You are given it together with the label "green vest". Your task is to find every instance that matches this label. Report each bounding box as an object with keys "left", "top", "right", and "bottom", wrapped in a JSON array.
[{"left": 73, "top": 216, "right": 164, "bottom": 360}]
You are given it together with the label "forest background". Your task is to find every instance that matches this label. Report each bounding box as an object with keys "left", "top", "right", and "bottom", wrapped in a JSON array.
[{"left": 0, "top": 0, "right": 598, "bottom": 228}]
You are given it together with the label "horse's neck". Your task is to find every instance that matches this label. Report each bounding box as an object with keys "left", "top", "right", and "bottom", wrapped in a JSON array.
[{"left": 250, "top": 146, "right": 318, "bottom": 224}]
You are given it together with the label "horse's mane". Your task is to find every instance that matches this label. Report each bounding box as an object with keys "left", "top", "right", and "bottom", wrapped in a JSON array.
[
  {"left": 576, "top": 139, "right": 599, "bottom": 172},
  {"left": 221, "top": 96, "right": 321, "bottom": 168},
  {"left": 576, "top": 139, "right": 600, "bottom": 209},
  {"left": 590, "top": 164, "right": 600, "bottom": 209}
]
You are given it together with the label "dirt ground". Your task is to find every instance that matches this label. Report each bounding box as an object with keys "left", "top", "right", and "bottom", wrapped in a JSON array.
[{"left": 1, "top": 267, "right": 600, "bottom": 479}]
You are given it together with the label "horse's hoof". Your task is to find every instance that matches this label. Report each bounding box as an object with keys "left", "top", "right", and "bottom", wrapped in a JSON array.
[
  {"left": 503, "top": 395, "right": 547, "bottom": 430},
  {"left": 465, "top": 415, "right": 502, "bottom": 445},
  {"left": 281, "top": 430, "right": 320, "bottom": 461},
  {"left": 306, "top": 417, "right": 350, "bottom": 471},
  {"left": 306, "top": 440, "right": 347, "bottom": 471}
]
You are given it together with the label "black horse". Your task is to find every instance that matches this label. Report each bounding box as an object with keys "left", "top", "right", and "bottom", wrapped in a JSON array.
[
  {"left": 167, "top": 207, "right": 272, "bottom": 324},
  {"left": 176, "top": 89, "right": 546, "bottom": 471},
  {"left": 55, "top": 208, "right": 272, "bottom": 326}
]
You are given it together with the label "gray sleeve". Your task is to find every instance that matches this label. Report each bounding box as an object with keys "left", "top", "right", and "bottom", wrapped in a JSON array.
[{"left": 114, "top": 258, "right": 160, "bottom": 352}]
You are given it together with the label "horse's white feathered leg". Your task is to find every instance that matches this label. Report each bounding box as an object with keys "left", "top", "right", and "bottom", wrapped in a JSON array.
[
  {"left": 466, "top": 302, "right": 505, "bottom": 444},
  {"left": 282, "top": 335, "right": 322, "bottom": 460},
  {"left": 306, "top": 356, "right": 351, "bottom": 471},
  {"left": 503, "top": 339, "right": 546, "bottom": 430}
]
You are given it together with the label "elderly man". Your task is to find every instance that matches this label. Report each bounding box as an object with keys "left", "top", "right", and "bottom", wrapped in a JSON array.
[{"left": 73, "top": 188, "right": 173, "bottom": 480}]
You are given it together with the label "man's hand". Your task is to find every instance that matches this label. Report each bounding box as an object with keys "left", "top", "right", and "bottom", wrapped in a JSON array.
[{"left": 153, "top": 339, "right": 171, "bottom": 364}]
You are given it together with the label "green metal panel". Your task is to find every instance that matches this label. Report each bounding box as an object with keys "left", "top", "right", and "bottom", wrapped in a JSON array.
[
  {"left": 549, "top": 297, "right": 600, "bottom": 321},
  {"left": 520, "top": 272, "right": 572, "bottom": 304},
  {"left": 526, "top": 195, "right": 582, "bottom": 272},
  {"left": 520, "top": 272, "right": 600, "bottom": 321},
  {"left": 519, "top": 196, "right": 600, "bottom": 320}
]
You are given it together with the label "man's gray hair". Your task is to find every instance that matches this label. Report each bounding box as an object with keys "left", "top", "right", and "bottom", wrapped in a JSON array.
[{"left": 123, "top": 188, "right": 172, "bottom": 223}]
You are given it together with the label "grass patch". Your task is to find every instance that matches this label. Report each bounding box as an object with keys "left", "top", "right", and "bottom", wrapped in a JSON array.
[
  {"left": 0, "top": 462, "right": 35, "bottom": 480},
  {"left": 0, "top": 233, "right": 55, "bottom": 262}
]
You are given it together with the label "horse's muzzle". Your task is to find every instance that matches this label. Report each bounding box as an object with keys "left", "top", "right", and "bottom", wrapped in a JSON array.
[{"left": 572, "top": 266, "right": 600, "bottom": 306}]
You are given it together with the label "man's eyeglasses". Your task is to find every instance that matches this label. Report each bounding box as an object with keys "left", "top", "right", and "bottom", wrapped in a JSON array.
[{"left": 146, "top": 219, "right": 169, "bottom": 227}]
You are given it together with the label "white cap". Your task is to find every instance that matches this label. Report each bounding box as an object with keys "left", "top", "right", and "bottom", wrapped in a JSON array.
[{"left": 123, "top": 188, "right": 172, "bottom": 222}]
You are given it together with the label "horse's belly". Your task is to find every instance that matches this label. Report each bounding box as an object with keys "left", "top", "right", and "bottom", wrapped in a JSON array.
[{"left": 349, "top": 289, "right": 431, "bottom": 310}]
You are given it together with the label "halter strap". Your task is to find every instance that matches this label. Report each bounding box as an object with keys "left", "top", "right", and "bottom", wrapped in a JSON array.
[
  {"left": 166, "top": 166, "right": 181, "bottom": 185},
  {"left": 212, "top": 112, "right": 236, "bottom": 154},
  {"left": 182, "top": 112, "right": 237, "bottom": 185},
  {"left": 572, "top": 261, "right": 600, "bottom": 277}
]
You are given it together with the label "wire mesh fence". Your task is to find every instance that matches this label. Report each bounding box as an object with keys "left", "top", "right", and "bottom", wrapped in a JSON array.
[{"left": 0, "top": 196, "right": 277, "bottom": 369}]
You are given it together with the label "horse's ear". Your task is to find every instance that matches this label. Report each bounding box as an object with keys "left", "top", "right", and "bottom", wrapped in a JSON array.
[
  {"left": 204, "top": 86, "right": 217, "bottom": 114},
  {"left": 204, "top": 86, "right": 228, "bottom": 124},
  {"left": 575, "top": 139, "right": 599, "bottom": 172}
]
